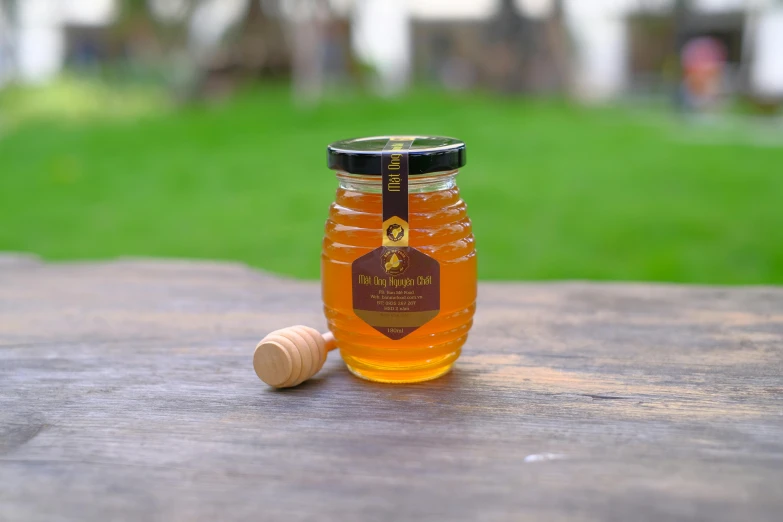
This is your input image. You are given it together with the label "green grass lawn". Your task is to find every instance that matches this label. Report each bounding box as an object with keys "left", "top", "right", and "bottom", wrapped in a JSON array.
[{"left": 1, "top": 84, "right": 782, "bottom": 283}]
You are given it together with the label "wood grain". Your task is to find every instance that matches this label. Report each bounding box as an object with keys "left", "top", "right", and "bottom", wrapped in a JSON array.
[{"left": 1, "top": 254, "right": 782, "bottom": 522}]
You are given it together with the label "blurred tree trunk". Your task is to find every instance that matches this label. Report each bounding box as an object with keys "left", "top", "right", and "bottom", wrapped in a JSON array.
[
  {"left": 485, "top": 0, "right": 571, "bottom": 95},
  {"left": 194, "top": 0, "right": 291, "bottom": 99},
  {"left": 545, "top": 0, "right": 572, "bottom": 94},
  {"left": 672, "top": 0, "right": 691, "bottom": 109},
  {"left": 0, "top": 0, "right": 17, "bottom": 22},
  {"left": 290, "top": 1, "right": 329, "bottom": 104},
  {"left": 0, "top": 0, "right": 18, "bottom": 83},
  {"left": 93, "top": 0, "right": 334, "bottom": 102},
  {"left": 231, "top": 0, "right": 290, "bottom": 79},
  {"left": 119, "top": 0, "right": 199, "bottom": 55}
]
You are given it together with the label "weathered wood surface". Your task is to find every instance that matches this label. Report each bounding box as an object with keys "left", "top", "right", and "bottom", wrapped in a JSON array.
[{"left": 1, "top": 254, "right": 782, "bottom": 522}]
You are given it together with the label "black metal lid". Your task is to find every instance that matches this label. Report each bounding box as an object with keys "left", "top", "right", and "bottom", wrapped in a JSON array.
[{"left": 327, "top": 136, "right": 466, "bottom": 175}]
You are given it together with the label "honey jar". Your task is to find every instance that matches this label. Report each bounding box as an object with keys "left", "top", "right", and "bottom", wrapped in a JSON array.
[{"left": 323, "top": 136, "right": 476, "bottom": 383}]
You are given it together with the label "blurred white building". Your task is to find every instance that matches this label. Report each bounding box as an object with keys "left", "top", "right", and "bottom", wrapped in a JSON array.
[
  {"left": 354, "top": 0, "right": 783, "bottom": 100},
  {"left": 1, "top": 0, "right": 781, "bottom": 101},
  {"left": 1, "top": 0, "right": 117, "bottom": 85},
  {"left": 0, "top": 0, "right": 250, "bottom": 85}
]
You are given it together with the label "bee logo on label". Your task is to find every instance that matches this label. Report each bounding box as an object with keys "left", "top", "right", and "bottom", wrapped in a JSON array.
[
  {"left": 386, "top": 223, "right": 405, "bottom": 242},
  {"left": 381, "top": 248, "right": 410, "bottom": 275}
]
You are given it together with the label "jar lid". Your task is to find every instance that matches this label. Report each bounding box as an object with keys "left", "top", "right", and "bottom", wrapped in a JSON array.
[{"left": 327, "top": 136, "right": 466, "bottom": 175}]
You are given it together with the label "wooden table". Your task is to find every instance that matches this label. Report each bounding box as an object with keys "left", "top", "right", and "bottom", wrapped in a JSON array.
[{"left": 1, "top": 255, "right": 782, "bottom": 522}]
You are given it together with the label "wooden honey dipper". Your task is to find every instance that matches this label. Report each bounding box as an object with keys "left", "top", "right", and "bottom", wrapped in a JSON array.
[{"left": 253, "top": 326, "right": 337, "bottom": 388}]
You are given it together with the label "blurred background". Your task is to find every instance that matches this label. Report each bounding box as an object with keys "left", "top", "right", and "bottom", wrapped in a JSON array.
[{"left": 0, "top": 0, "right": 781, "bottom": 283}]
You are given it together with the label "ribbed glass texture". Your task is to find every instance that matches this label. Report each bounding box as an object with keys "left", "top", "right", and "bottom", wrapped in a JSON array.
[{"left": 321, "top": 170, "right": 477, "bottom": 383}]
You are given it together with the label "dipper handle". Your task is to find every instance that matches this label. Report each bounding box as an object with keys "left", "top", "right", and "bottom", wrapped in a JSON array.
[{"left": 253, "top": 326, "right": 337, "bottom": 388}]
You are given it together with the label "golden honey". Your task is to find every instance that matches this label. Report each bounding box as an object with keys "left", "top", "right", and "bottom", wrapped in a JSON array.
[{"left": 323, "top": 137, "right": 476, "bottom": 383}]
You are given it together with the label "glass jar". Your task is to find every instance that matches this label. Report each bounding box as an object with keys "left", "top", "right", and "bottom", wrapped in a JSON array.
[{"left": 322, "top": 136, "right": 477, "bottom": 383}]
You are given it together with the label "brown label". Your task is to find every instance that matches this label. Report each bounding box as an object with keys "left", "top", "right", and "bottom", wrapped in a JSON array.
[
  {"left": 352, "top": 247, "right": 440, "bottom": 340},
  {"left": 382, "top": 137, "right": 413, "bottom": 248},
  {"left": 351, "top": 137, "right": 441, "bottom": 340}
]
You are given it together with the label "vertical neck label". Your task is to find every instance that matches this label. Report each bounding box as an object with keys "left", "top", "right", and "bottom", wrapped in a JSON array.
[{"left": 382, "top": 137, "right": 414, "bottom": 247}]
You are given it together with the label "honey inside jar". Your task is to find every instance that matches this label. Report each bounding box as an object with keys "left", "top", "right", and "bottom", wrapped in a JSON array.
[{"left": 323, "top": 136, "right": 476, "bottom": 383}]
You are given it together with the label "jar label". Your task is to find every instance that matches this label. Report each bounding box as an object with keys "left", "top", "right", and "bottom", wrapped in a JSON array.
[
  {"left": 352, "top": 137, "right": 441, "bottom": 340},
  {"left": 352, "top": 247, "right": 440, "bottom": 340}
]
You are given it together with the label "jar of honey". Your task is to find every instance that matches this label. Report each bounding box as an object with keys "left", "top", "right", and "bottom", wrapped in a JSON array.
[{"left": 323, "top": 136, "right": 476, "bottom": 383}]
